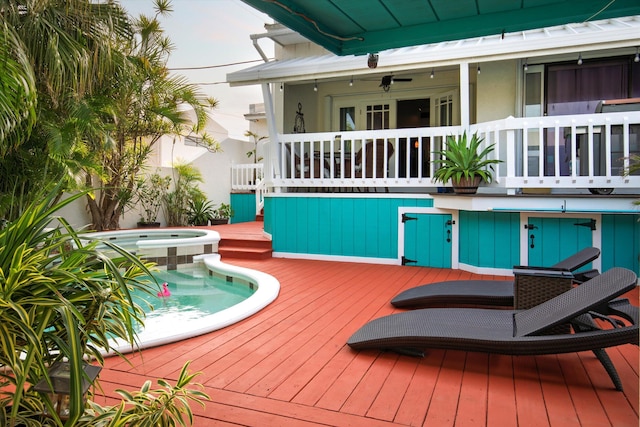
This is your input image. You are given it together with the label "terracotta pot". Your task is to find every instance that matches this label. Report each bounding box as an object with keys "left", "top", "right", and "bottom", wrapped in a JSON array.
[
  {"left": 452, "top": 176, "right": 481, "bottom": 194},
  {"left": 210, "top": 218, "right": 229, "bottom": 225},
  {"left": 137, "top": 221, "right": 161, "bottom": 228}
]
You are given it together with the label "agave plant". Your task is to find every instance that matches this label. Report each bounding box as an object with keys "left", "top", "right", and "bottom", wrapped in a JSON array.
[
  {"left": 432, "top": 131, "right": 502, "bottom": 186},
  {"left": 0, "top": 187, "right": 156, "bottom": 426}
]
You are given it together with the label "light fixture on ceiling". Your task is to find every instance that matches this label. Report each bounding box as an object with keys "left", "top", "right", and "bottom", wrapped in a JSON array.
[
  {"left": 280, "top": 83, "right": 283, "bottom": 92},
  {"left": 430, "top": 69, "right": 435, "bottom": 79},
  {"left": 577, "top": 53, "right": 583, "bottom": 65},
  {"left": 313, "top": 80, "right": 318, "bottom": 92},
  {"left": 477, "top": 64, "right": 481, "bottom": 74},
  {"left": 523, "top": 59, "right": 528, "bottom": 71},
  {"left": 635, "top": 47, "right": 639, "bottom": 63},
  {"left": 367, "top": 53, "right": 379, "bottom": 69},
  {"left": 349, "top": 76, "right": 353, "bottom": 87}
]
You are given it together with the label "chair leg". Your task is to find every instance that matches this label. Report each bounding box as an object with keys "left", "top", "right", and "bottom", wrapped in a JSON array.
[
  {"left": 592, "top": 348, "right": 623, "bottom": 391},
  {"left": 571, "top": 314, "right": 624, "bottom": 391}
]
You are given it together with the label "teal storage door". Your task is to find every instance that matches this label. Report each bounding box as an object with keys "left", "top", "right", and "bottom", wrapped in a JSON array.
[
  {"left": 526, "top": 217, "right": 594, "bottom": 269},
  {"left": 403, "top": 213, "right": 452, "bottom": 268}
]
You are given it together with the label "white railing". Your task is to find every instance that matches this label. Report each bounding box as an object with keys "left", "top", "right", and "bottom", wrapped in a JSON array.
[
  {"left": 231, "top": 110, "right": 640, "bottom": 193},
  {"left": 231, "top": 163, "right": 263, "bottom": 191},
  {"left": 472, "top": 112, "right": 640, "bottom": 191},
  {"left": 255, "top": 177, "right": 267, "bottom": 215}
]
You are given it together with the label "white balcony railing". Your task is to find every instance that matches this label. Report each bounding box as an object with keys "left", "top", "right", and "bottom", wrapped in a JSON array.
[
  {"left": 232, "top": 111, "right": 640, "bottom": 194},
  {"left": 231, "top": 163, "right": 263, "bottom": 191}
]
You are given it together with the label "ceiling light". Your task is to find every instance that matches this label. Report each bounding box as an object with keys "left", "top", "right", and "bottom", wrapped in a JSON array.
[
  {"left": 430, "top": 69, "right": 434, "bottom": 79},
  {"left": 313, "top": 80, "right": 318, "bottom": 92},
  {"left": 577, "top": 53, "right": 583, "bottom": 65},
  {"left": 523, "top": 59, "right": 528, "bottom": 71},
  {"left": 635, "top": 47, "right": 639, "bottom": 63},
  {"left": 280, "top": 83, "right": 283, "bottom": 92},
  {"left": 477, "top": 64, "right": 481, "bottom": 74},
  {"left": 349, "top": 77, "right": 353, "bottom": 87}
]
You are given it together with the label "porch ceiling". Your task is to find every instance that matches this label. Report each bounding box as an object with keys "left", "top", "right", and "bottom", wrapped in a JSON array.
[
  {"left": 239, "top": 0, "right": 640, "bottom": 56},
  {"left": 228, "top": 15, "right": 640, "bottom": 86}
]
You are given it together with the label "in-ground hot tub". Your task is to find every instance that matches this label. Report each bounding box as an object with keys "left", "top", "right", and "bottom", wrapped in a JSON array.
[{"left": 85, "top": 228, "right": 221, "bottom": 270}]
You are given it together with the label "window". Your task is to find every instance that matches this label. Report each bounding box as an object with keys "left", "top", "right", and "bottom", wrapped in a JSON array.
[
  {"left": 366, "top": 104, "right": 390, "bottom": 130},
  {"left": 339, "top": 107, "right": 356, "bottom": 131}
]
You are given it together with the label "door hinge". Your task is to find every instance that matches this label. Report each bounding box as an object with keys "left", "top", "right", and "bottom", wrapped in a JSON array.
[
  {"left": 574, "top": 219, "right": 596, "bottom": 231},
  {"left": 402, "top": 256, "right": 417, "bottom": 265},
  {"left": 402, "top": 213, "right": 417, "bottom": 223}
]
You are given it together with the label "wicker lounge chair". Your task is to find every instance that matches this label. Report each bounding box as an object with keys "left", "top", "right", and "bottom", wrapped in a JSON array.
[
  {"left": 391, "top": 247, "right": 600, "bottom": 308},
  {"left": 348, "top": 267, "right": 639, "bottom": 391}
]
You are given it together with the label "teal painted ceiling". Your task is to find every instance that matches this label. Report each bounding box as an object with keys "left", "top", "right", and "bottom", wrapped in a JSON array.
[{"left": 240, "top": 0, "right": 640, "bottom": 55}]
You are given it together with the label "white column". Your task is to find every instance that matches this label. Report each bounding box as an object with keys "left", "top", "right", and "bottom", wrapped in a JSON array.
[
  {"left": 459, "top": 63, "right": 470, "bottom": 130},
  {"left": 261, "top": 83, "right": 281, "bottom": 182}
]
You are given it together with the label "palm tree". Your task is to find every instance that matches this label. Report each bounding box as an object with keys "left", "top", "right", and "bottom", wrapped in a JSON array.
[
  {"left": 0, "top": 22, "right": 37, "bottom": 156},
  {"left": 81, "top": 0, "right": 218, "bottom": 230},
  {"left": 0, "top": 0, "right": 132, "bottom": 219}
]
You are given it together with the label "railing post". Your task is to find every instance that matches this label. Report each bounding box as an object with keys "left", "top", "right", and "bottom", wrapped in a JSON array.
[{"left": 506, "top": 127, "right": 516, "bottom": 195}]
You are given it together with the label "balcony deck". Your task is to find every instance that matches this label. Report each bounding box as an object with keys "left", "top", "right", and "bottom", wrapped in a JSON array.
[{"left": 94, "top": 230, "right": 639, "bottom": 426}]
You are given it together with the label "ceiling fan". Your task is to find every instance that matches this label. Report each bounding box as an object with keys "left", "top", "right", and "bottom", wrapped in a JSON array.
[{"left": 380, "top": 74, "right": 412, "bottom": 92}]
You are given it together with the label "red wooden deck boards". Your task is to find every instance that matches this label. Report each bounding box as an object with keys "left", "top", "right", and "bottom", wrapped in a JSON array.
[{"left": 94, "top": 253, "right": 639, "bottom": 426}]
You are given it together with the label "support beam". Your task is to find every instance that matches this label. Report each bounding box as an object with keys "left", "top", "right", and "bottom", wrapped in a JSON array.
[{"left": 261, "top": 83, "right": 281, "bottom": 182}]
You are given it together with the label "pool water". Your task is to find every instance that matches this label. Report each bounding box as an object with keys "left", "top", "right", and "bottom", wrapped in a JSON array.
[{"left": 130, "top": 266, "right": 255, "bottom": 336}]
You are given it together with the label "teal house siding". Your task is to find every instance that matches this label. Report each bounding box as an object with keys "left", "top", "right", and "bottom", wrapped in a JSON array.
[
  {"left": 265, "top": 196, "right": 433, "bottom": 260},
  {"left": 601, "top": 214, "right": 640, "bottom": 274},
  {"left": 459, "top": 211, "right": 520, "bottom": 269},
  {"left": 229, "top": 193, "right": 255, "bottom": 223}
]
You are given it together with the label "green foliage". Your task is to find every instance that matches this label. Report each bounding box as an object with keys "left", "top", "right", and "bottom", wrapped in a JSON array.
[
  {"left": 432, "top": 131, "right": 502, "bottom": 184},
  {"left": 187, "top": 199, "right": 216, "bottom": 226},
  {"left": 164, "top": 163, "right": 205, "bottom": 226},
  {"left": 135, "top": 173, "right": 172, "bottom": 223},
  {"left": 244, "top": 130, "right": 267, "bottom": 164},
  {"left": 0, "top": 0, "right": 132, "bottom": 222},
  {"left": 80, "top": 362, "right": 209, "bottom": 427},
  {"left": 0, "top": 187, "right": 156, "bottom": 426},
  {"left": 212, "top": 203, "right": 234, "bottom": 220}
]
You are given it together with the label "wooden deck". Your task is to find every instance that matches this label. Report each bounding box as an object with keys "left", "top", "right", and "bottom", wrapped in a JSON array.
[{"left": 94, "top": 225, "right": 639, "bottom": 426}]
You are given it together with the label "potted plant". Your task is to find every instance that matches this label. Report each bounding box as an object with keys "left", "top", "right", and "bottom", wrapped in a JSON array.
[
  {"left": 432, "top": 131, "right": 501, "bottom": 194},
  {"left": 135, "top": 173, "right": 171, "bottom": 227},
  {"left": 210, "top": 203, "right": 234, "bottom": 225},
  {"left": 187, "top": 198, "right": 216, "bottom": 226}
]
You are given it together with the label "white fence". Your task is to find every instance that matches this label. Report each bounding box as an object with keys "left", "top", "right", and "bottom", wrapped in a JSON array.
[{"left": 232, "top": 111, "right": 640, "bottom": 194}]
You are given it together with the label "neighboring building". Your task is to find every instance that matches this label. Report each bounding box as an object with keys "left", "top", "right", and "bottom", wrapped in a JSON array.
[
  {"left": 227, "top": 14, "right": 640, "bottom": 276},
  {"left": 59, "top": 107, "right": 253, "bottom": 229}
]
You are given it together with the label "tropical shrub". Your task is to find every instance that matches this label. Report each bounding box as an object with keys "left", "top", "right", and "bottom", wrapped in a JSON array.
[{"left": 0, "top": 188, "right": 155, "bottom": 425}]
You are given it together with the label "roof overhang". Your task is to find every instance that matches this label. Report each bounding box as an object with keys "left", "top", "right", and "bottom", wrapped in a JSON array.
[
  {"left": 238, "top": 0, "right": 640, "bottom": 56},
  {"left": 228, "top": 16, "right": 640, "bottom": 86}
]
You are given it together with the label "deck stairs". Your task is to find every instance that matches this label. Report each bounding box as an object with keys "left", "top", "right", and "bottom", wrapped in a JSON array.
[{"left": 211, "top": 220, "right": 272, "bottom": 260}]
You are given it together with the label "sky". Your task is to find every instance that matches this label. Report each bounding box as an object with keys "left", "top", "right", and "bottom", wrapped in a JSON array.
[{"left": 119, "top": 0, "right": 274, "bottom": 140}]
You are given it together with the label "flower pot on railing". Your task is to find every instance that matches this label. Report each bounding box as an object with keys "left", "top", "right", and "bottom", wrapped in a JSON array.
[
  {"left": 432, "top": 132, "right": 501, "bottom": 196},
  {"left": 452, "top": 176, "right": 482, "bottom": 194}
]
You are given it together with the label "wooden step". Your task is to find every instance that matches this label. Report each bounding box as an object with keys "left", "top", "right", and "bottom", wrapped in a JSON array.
[
  {"left": 218, "top": 236, "right": 272, "bottom": 260},
  {"left": 218, "top": 245, "right": 272, "bottom": 260}
]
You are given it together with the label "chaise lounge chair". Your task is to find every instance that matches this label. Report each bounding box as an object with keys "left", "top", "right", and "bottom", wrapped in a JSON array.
[
  {"left": 348, "top": 267, "right": 639, "bottom": 391},
  {"left": 391, "top": 247, "right": 600, "bottom": 308}
]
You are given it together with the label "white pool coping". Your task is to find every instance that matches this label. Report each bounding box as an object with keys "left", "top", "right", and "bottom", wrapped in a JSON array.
[{"left": 83, "top": 227, "right": 221, "bottom": 248}]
